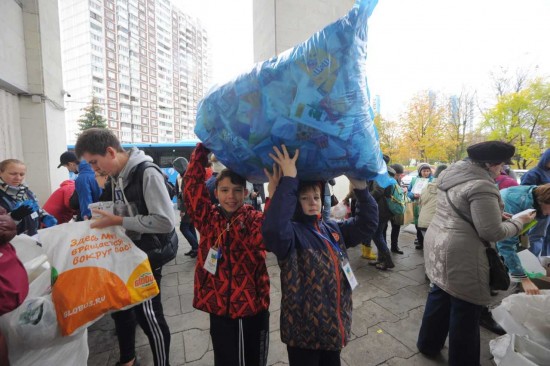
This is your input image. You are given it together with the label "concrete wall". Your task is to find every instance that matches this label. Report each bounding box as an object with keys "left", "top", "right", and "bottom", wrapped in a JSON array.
[
  {"left": 253, "top": 0, "right": 354, "bottom": 61},
  {"left": 0, "top": 0, "right": 67, "bottom": 204}
]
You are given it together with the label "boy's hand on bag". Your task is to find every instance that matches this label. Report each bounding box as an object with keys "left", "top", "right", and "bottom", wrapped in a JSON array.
[
  {"left": 90, "top": 209, "right": 123, "bottom": 229},
  {"left": 265, "top": 163, "right": 283, "bottom": 198},
  {"left": 269, "top": 145, "right": 299, "bottom": 177}
]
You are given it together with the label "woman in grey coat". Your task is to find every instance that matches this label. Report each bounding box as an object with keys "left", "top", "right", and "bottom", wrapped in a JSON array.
[{"left": 416, "top": 141, "right": 536, "bottom": 366}]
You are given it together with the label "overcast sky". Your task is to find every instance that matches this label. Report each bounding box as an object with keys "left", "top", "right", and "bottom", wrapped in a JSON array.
[{"left": 174, "top": 0, "right": 550, "bottom": 119}]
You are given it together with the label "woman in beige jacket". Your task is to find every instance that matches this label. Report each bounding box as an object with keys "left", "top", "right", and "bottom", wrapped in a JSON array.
[
  {"left": 416, "top": 141, "right": 536, "bottom": 366},
  {"left": 417, "top": 164, "right": 447, "bottom": 231}
]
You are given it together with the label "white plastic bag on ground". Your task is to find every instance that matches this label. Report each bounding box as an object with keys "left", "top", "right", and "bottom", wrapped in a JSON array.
[
  {"left": 490, "top": 334, "right": 550, "bottom": 366},
  {"left": 492, "top": 290, "right": 550, "bottom": 349},
  {"left": 38, "top": 221, "right": 159, "bottom": 335},
  {"left": 0, "top": 296, "right": 88, "bottom": 366},
  {"left": 0, "top": 262, "right": 89, "bottom": 365}
]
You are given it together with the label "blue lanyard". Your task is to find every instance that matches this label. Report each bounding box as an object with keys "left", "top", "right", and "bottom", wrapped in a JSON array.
[{"left": 309, "top": 225, "right": 343, "bottom": 259}]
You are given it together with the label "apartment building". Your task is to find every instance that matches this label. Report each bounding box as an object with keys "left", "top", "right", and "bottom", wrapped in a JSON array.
[{"left": 59, "top": 0, "right": 210, "bottom": 144}]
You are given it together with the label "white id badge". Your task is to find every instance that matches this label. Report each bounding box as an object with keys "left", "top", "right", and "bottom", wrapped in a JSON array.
[
  {"left": 203, "top": 247, "right": 219, "bottom": 275},
  {"left": 30, "top": 212, "right": 39, "bottom": 220},
  {"left": 342, "top": 260, "right": 358, "bottom": 290}
]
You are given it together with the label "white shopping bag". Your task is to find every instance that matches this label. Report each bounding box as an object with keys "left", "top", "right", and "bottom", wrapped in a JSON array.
[
  {"left": 490, "top": 334, "right": 550, "bottom": 366},
  {"left": 38, "top": 221, "right": 159, "bottom": 335},
  {"left": 492, "top": 291, "right": 550, "bottom": 349},
  {"left": 0, "top": 263, "right": 89, "bottom": 366},
  {"left": 517, "top": 250, "right": 547, "bottom": 278}
]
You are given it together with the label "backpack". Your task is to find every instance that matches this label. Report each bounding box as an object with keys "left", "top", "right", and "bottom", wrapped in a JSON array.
[
  {"left": 69, "top": 189, "right": 80, "bottom": 210},
  {"left": 134, "top": 162, "right": 176, "bottom": 200},
  {"left": 128, "top": 161, "right": 179, "bottom": 267},
  {"left": 386, "top": 183, "right": 405, "bottom": 216}
]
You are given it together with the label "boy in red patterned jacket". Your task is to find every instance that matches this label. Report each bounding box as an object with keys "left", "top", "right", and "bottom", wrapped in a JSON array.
[{"left": 184, "top": 143, "right": 279, "bottom": 366}]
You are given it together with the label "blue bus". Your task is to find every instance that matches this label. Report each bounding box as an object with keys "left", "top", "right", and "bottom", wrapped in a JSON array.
[{"left": 67, "top": 139, "right": 200, "bottom": 184}]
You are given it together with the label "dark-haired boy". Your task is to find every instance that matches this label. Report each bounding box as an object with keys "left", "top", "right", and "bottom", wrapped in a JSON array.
[
  {"left": 184, "top": 143, "right": 278, "bottom": 366},
  {"left": 75, "top": 128, "right": 175, "bottom": 366}
]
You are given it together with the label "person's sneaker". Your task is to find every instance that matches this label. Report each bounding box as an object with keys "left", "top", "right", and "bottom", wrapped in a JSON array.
[
  {"left": 184, "top": 249, "right": 195, "bottom": 256},
  {"left": 189, "top": 249, "right": 198, "bottom": 258},
  {"left": 391, "top": 246, "right": 404, "bottom": 254},
  {"left": 415, "top": 244, "right": 423, "bottom": 250}
]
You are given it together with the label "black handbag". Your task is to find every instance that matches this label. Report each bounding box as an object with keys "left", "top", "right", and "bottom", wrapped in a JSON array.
[{"left": 445, "top": 191, "right": 510, "bottom": 292}]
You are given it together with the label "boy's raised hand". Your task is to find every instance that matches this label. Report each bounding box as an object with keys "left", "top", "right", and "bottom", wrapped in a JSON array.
[
  {"left": 264, "top": 163, "right": 283, "bottom": 198},
  {"left": 268, "top": 145, "right": 299, "bottom": 178}
]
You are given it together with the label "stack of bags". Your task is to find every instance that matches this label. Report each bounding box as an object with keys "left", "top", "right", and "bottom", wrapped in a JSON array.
[
  {"left": 196, "top": 0, "right": 393, "bottom": 187},
  {"left": 489, "top": 251, "right": 550, "bottom": 365}
]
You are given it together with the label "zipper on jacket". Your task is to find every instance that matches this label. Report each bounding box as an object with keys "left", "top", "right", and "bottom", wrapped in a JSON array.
[
  {"left": 315, "top": 223, "right": 346, "bottom": 347},
  {"left": 225, "top": 221, "right": 233, "bottom": 316}
]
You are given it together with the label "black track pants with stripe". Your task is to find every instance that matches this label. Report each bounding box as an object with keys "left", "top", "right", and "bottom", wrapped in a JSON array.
[
  {"left": 112, "top": 266, "right": 171, "bottom": 366},
  {"left": 210, "top": 310, "right": 270, "bottom": 366}
]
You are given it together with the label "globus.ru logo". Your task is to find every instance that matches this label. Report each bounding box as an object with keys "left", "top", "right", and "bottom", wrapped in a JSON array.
[{"left": 134, "top": 272, "right": 155, "bottom": 288}]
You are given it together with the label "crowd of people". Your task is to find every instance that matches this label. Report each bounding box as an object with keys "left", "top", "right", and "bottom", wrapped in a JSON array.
[{"left": 1, "top": 134, "right": 549, "bottom": 366}]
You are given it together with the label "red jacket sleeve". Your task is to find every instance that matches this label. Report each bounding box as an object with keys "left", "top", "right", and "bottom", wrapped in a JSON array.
[{"left": 183, "top": 143, "right": 214, "bottom": 233}]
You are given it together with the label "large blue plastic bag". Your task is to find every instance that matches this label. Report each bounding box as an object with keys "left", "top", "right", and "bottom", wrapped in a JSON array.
[{"left": 195, "top": 0, "right": 392, "bottom": 186}]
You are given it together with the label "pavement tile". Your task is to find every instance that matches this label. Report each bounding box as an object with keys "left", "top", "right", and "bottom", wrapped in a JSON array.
[
  {"left": 369, "top": 272, "right": 420, "bottom": 295},
  {"left": 396, "top": 264, "right": 429, "bottom": 283},
  {"left": 342, "top": 326, "right": 415, "bottom": 366},
  {"left": 372, "top": 287, "right": 427, "bottom": 319},
  {"left": 378, "top": 307, "right": 426, "bottom": 351},
  {"left": 162, "top": 272, "right": 178, "bottom": 287},
  {"left": 266, "top": 331, "right": 288, "bottom": 365},
  {"left": 180, "top": 294, "right": 195, "bottom": 314},
  {"left": 163, "top": 295, "right": 183, "bottom": 317},
  {"left": 352, "top": 282, "right": 392, "bottom": 309},
  {"left": 161, "top": 283, "right": 180, "bottom": 299},
  {"left": 351, "top": 300, "right": 400, "bottom": 338},
  {"left": 170, "top": 332, "right": 186, "bottom": 365},
  {"left": 269, "top": 309, "right": 281, "bottom": 332},
  {"left": 183, "top": 328, "right": 210, "bottom": 362}
]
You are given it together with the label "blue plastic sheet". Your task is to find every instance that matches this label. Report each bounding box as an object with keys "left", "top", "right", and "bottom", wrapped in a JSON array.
[{"left": 195, "top": 0, "right": 393, "bottom": 187}]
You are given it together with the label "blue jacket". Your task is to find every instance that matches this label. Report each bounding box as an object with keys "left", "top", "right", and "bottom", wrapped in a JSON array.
[
  {"left": 75, "top": 160, "right": 102, "bottom": 219},
  {"left": 497, "top": 185, "right": 542, "bottom": 280},
  {"left": 262, "top": 177, "right": 378, "bottom": 350},
  {"left": 0, "top": 186, "right": 45, "bottom": 236},
  {"left": 521, "top": 149, "right": 550, "bottom": 185}
]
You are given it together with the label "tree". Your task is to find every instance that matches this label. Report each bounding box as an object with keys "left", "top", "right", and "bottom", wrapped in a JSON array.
[
  {"left": 481, "top": 78, "right": 550, "bottom": 168},
  {"left": 401, "top": 91, "right": 449, "bottom": 163},
  {"left": 446, "top": 89, "right": 477, "bottom": 162},
  {"left": 77, "top": 97, "right": 107, "bottom": 132},
  {"left": 373, "top": 115, "right": 402, "bottom": 161}
]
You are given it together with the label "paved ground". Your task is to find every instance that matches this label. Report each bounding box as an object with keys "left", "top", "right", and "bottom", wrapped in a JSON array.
[{"left": 87, "top": 225, "right": 499, "bottom": 366}]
